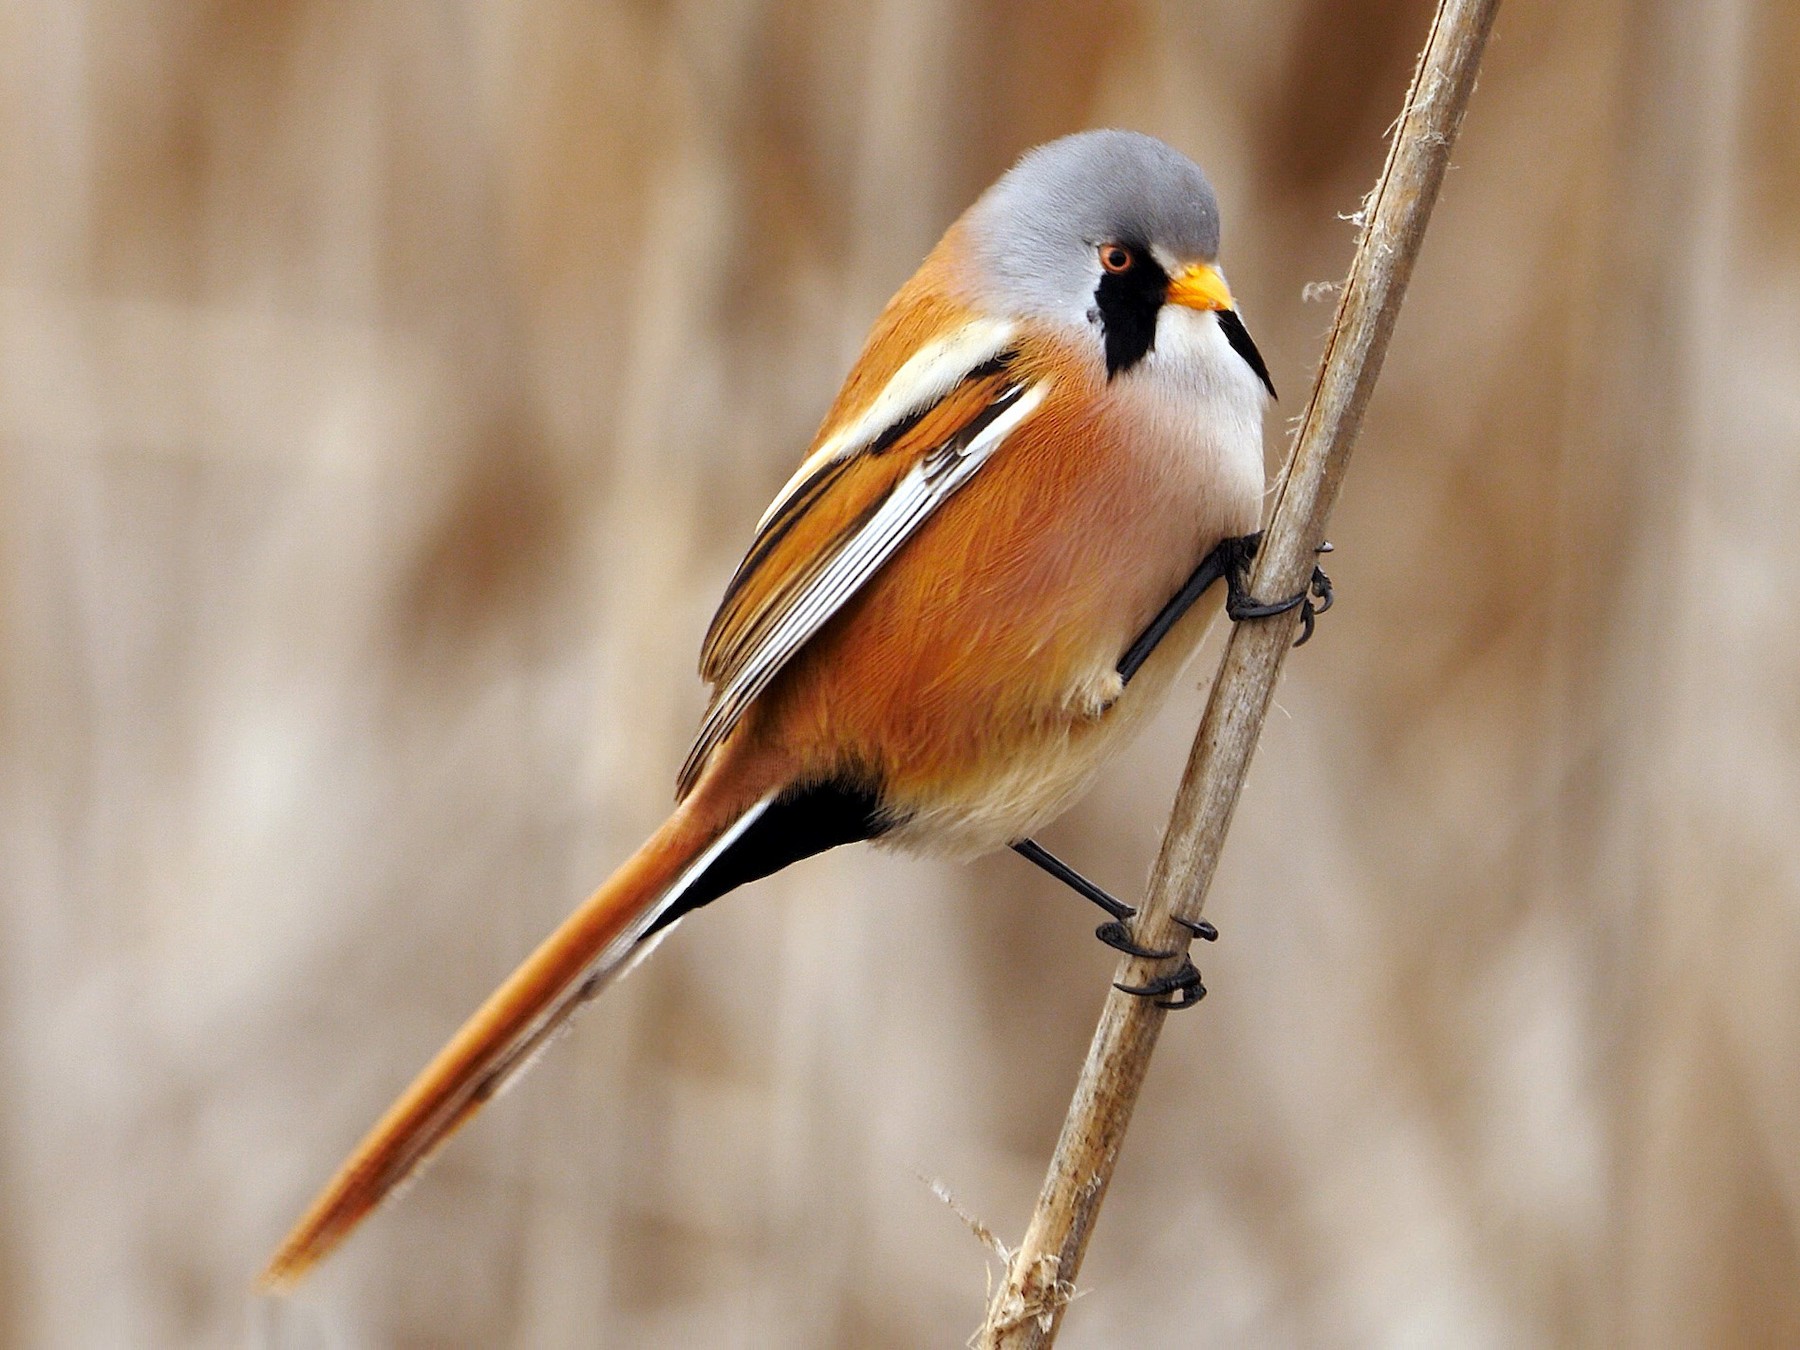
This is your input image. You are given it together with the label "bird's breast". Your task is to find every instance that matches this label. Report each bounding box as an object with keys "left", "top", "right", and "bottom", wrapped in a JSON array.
[{"left": 756, "top": 309, "right": 1266, "bottom": 855}]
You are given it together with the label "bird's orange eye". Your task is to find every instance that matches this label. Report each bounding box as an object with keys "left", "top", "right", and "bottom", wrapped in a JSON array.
[{"left": 1099, "top": 244, "right": 1135, "bottom": 274}]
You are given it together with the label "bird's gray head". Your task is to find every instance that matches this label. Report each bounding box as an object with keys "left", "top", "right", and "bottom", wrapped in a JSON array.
[{"left": 960, "top": 130, "right": 1266, "bottom": 387}]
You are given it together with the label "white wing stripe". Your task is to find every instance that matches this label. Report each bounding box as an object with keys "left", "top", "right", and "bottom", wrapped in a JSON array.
[
  {"left": 682, "top": 379, "right": 1050, "bottom": 787},
  {"left": 731, "top": 380, "right": 1044, "bottom": 702},
  {"left": 756, "top": 318, "right": 1018, "bottom": 531}
]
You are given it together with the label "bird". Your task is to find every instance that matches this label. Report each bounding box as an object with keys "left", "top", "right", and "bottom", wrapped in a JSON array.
[{"left": 260, "top": 128, "right": 1320, "bottom": 1290}]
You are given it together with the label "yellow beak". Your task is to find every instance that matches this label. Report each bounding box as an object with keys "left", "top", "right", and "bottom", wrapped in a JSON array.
[{"left": 1166, "top": 262, "right": 1235, "bottom": 312}]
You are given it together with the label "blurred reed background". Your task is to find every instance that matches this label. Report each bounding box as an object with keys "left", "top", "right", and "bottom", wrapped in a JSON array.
[{"left": 3, "top": 1, "right": 1797, "bottom": 1346}]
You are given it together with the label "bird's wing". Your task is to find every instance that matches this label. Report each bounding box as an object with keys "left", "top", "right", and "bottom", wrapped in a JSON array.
[{"left": 679, "top": 329, "right": 1049, "bottom": 793}]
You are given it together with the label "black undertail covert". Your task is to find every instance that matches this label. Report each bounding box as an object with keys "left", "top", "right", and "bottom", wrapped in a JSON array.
[{"left": 645, "top": 779, "right": 890, "bottom": 935}]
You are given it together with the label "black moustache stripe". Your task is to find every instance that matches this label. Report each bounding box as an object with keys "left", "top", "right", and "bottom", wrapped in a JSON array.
[{"left": 1216, "top": 307, "right": 1277, "bottom": 400}]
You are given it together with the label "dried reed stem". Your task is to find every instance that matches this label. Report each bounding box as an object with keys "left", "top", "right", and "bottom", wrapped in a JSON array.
[{"left": 974, "top": 2, "right": 1502, "bottom": 1343}]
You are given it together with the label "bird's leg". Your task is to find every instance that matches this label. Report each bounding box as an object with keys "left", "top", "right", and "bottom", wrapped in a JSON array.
[
  {"left": 1011, "top": 839, "right": 1220, "bottom": 1010},
  {"left": 1119, "top": 537, "right": 1334, "bottom": 684},
  {"left": 1117, "top": 546, "right": 1231, "bottom": 685},
  {"left": 1010, "top": 839, "right": 1179, "bottom": 959}
]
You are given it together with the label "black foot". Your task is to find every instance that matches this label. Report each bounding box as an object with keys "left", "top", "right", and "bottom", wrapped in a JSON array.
[
  {"left": 1115, "top": 958, "right": 1207, "bottom": 1010},
  {"left": 1173, "top": 915, "right": 1219, "bottom": 942},
  {"left": 1221, "top": 535, "right": 1335, "bottom": 648},
  {"left": 1010, "top": 839, "right": 1178, "bottom": 960},
  {"left": 1093, "top": 920, "right": 1180, "bottom": 961},
  {"left": 1294, "top": 543, "right": 1334, "bottom": 647}
]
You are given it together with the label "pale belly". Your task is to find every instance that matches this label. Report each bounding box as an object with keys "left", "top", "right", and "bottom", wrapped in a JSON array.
[{"left": 892, "top": 426, "right": 1259, "bottom": 848}]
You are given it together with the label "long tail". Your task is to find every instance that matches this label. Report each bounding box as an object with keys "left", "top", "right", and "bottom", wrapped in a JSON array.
[{"left": 258, "top": 789, "right": 774, "bottom": 1291}]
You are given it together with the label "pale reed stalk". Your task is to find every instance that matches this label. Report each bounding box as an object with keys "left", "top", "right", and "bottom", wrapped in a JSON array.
[{"left": 975, "top": 1, "right": 1504, "bottom": 1342}]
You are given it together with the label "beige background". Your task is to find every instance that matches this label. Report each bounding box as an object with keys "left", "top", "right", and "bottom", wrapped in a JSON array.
[{"left": 4, "top": 1, "right": 1798, "bottom": 1345}]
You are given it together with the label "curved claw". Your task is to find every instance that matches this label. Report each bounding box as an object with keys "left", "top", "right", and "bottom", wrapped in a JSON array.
[
  {"left": 1310, "top": 563, "right": 1334, "bottom": 615},
  {"left": 1095, "top": 921, "right": 1179, "bottom": 961},
  {"left": 1173, "top": 916, "right": 1218, "bottom": 942},
  {"left": 1290, "top": 561, "right": 1335, "bottom": 648},
  {"left": 1115, "top": 958, "right": 1207, "bottom": 1010},
  {"left": 1226, "top": 588, "right": 1306, "bottom": 622}
]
